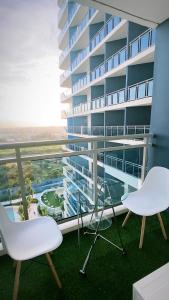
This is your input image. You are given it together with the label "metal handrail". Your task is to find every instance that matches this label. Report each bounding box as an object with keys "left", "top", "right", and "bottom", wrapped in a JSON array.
[
  {"left": 129, "top": 28, "right": 153, "bottom": 47},
  {"left": 58, "top": 3, "right": 80, "bottom": 42},
  {"left": 105, "top": 45, "right": 127, "bottom": 66},
  {"left": 0, "top": 134, "right": 151, "bottom": 221},
  {"left": 67, "top": 125, "right": 150, "bottom": 136},
  {"left": 90, "top": 16, "right": 121, "bottom": 50},
  {"left": 106, "top": 87, "right": 126, "bottom": 97}
]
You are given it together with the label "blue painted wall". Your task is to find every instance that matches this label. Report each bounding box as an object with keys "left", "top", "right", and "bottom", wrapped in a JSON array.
[
  {"left": 149, "top": 19, "right": 169, "bottom": 168},
  {"left": 91, "top": 85, "right": 104, "bottom": 99},
  {"left": 90, "top": 55, "right": 104, "bottom": 71},
  {"left": 105, "top": 110, "right": 124, "bottom": 126},
  {"left": 73, "top": 95, "right": 87, "bottom": 106},
  {"left": 106, "top": 76, "right": 126, "bottom": 94},
  {"left": 89, "top": 22, "right": 104, "bottom": 39},
  {"left": 67, "top": 116, "right": 87, "bottom": 126},
  {"left": 128, "top": 22, "right": 148, "bottom": 42},
  {"left": 105, "top": 39, "right": 127, "bottom": 59},
  {"left": 126, "top": 106, "right": 151, "bottom": 125},
  {"left": 127, "top": 63, "right": 154, "bottom": 86},
  {"left": 91, "top": 113, "right": 104, "bottom": 126}
]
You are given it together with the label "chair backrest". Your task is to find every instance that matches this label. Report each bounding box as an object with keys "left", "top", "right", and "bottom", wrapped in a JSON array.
[
  {"left": 0, "top": 204, "right": 12, "bottom": 237},
  {"left": 141, "top": 166, "right": 169, "bottom": 206}
]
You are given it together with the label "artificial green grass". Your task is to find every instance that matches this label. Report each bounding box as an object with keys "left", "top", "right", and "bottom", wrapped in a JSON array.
[{"left": 1, "top": 212, "right": 169, "bottom": 300}]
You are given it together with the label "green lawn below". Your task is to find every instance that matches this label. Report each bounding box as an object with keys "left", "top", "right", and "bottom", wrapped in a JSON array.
[{"left": 41, "top": 191, "right": 63, "bottom": 208}]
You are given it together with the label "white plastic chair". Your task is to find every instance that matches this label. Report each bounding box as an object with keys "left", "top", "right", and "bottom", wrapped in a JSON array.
[
  {"left": 0, "top": 204, "right": 63, "bottom": 300},
  {"left": 121, "top": 166, "right": 169, "bottom": 248}
]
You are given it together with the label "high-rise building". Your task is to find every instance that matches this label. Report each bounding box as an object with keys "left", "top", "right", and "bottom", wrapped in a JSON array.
[{"left": 58, "top": 0, "right": 155, "bottom": 217}]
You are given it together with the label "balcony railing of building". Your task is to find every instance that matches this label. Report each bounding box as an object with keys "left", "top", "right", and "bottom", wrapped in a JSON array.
[
  {"left": 63, "top": 166, "right": 93, "bottom": 200},
  {"left": 73, "top": 102, "right": 90, "bottom": 114},
  {"left": 60, "top": 89, "right": 72, "bottom": 102},
  {"left": 129, "top": 28, "right": 155, "bottom": 58},
  {"left": 91, "top": 95, "right": 105, "bottom": 109},
  {"left": 106, "top": 45, "right": 127, "bottom": 72},
  {"left": 60, "top": 67, "right": 72, "bottom": 84},
  {"left": 69, "top": 8, "right": 96, "bottom": 48},
  {"left": 127, "top": 78, "right": 153, "bottom": 100},
  {"left": 58, "top": 2, "right": 80, "bottom": 43},
  {"left": 59, "top": 8, "right": 96, "bottom": 66},
  {"left": 67, "top": 125, "right": 150, "bottom": 136},
  {"left": 71, "top": 47, "right": 90, "bottom": 71},
  {"left": 58, "top": 0, "right": 67, "bottom": 21},
  {"left": 65, "top": 78, "right": 153, "bottom": 115},
  {"left": 72, "top": 74, "right": 90, "bottom": 94},
  {"left": 0, "top": 133, "right": 151, "bottom": 242},
  {"left": 67, "top": 143, "right": 142, "bottom": 178},
  {"left": 90, "top": 16, "right": 121, "bottom": 51},
  {"left": 70, "top": 29, "right": 155, "bottom": 94},
  {"left": 91, "top": 61, "right": 105, "bottom": 81},
  {"left": 64, "top": 157, "right": 92, "bottom": 179},
  {"left": 98, "top": 153, "right": 142, "bottom": 178}
]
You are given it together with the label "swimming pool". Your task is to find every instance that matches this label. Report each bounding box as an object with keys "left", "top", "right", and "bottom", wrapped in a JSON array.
[{"left": 5, "top": 206, "right": 20, "bottom": 222}]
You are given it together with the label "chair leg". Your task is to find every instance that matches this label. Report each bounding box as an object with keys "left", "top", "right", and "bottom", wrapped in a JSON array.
[
  {"left": 122, "top": 211, "right": 132, "bottom": 227},
  {"left": 139, "top": 216, "right": 146, "bottom": 249},
  {"left": 13, "top": 261, "right": 21, "bottom": 300},
  {"left": 157, "top": 213, "right": 167, "bottom": 240},
  {"left": 45, "top": 253, "right": 62, "bottom": 289}
]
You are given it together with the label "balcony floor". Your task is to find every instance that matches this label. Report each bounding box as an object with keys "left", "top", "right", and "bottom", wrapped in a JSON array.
[{"left": 1, "top": 213, "right": 169, "bottom": 300}]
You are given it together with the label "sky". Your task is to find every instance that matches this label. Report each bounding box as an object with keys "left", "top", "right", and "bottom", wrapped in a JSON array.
[{"left": 0, "top": 0, "right": 66, "bottom": 127}]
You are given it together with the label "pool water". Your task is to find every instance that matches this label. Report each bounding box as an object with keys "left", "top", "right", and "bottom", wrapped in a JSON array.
[{"left": 5, "top": 206, "right": 20, "bottom": 222}]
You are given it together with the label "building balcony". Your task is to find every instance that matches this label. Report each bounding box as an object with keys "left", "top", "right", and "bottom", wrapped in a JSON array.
[
  {"left": 58, "top": 0, "right": 67, "bottom": 28},
  {"left": 59, "top": 7, "right": 97, "bottom": 69},
  {"left": 67, "top": 125, "right": 150, "bottom": 136},
  {"left": 59, "top": 16, "right": 125, "bottom": 82},
  {"left": 60, "top": 89, "right": 72, "bottom": 103},
  {"left": 90, "top": 16, "right": 122, "bottom": 51},
  {"left": 58, "top": 3, "right": 81, "bottom": 49},
  {"left": 3, "top": 134, "right": 168, "bottom": 300},
  {"left": 65, "top": 78, "right": 153, "bottom": 116},
  {"left": 64, "top": 29, "right": 155, "bottom": 94},
  {"left": 2, "top": 208, "right": 169, "bottom": 300}
]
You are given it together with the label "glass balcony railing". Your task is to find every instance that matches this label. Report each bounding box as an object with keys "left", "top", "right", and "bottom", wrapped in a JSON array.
[
  {"left": 98, "top": 153, "right": 142, "bottom": 178},
  {"left": 90, "top": 16, "right": 121, "bottom": 51},
  {"left": 71, "top": 47, "right": 90, "bottom": 71},
  {"left": 69, "top": 8, "right": 96, "bottom": 49},
  {"left": 65, "top": 157, "right": 92, "bottom": 179},
  {"left": 106, "top": 88, "right": 126, "bottom": 106},
  {"left": 129, "top": 29, "right": 155, "bottom": 58},
  {"left": 127, "top": 78, "right": 153, "bottom": 101},
  {"left": 60, "top": 67, "right": 71, "bottom": 84},
  {"left": 106, "top": 45, "right": 127, "bottom": 72},
  {"left": 58, "top": 3, "right": 80, "bottom": 42},
  {"left": 58, "top": 0, "right": 67, "bottom": 19},
  {"left": 67, "top": 126, "right": 90, "bottom": 135},
  {"left": 63, "top": 166, "right": 93, "bottom": 200},
  {"left": 91, "top": 62, "right": 105, "bottom": 81},
  {"left": 67, "top": 125, "right": 150, "bottom": 136},
  {"left": 106, "top": 126, "right": 124, "bottom": 136},
  {"left": 72, "top": 74, "right": 90, "bottom": 94},
  {"left": 73, "top": 102, "right": 90, "bottom": 115},
  {"left": 0, "top": 133, "right": 151, "bottom": 231},
  {"left": 67, "top": 78, "right": 153, "bottom": 114},
  {"left": 91, "top": 96, "right": 105, "bottom": 110}
]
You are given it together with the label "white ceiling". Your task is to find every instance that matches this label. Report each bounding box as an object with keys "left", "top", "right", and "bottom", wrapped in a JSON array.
[{"left": 77, "top": 0, "right": 169, "bottom": 28}]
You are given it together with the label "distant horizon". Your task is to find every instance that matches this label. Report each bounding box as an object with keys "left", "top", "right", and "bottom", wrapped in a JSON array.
[{"left": 0, "top": 124, "right": 66, "bottom": 129}]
